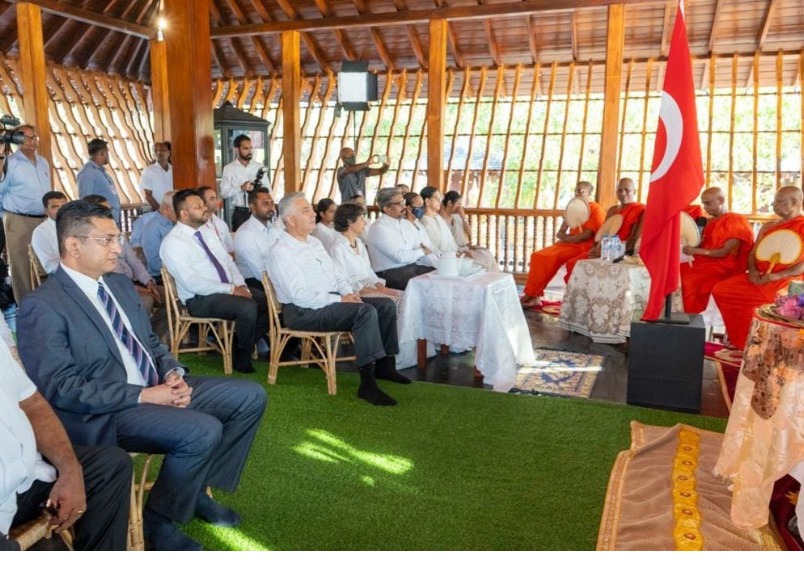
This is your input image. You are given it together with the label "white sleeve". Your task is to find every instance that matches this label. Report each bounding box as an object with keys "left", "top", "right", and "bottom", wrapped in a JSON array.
[
  {"left": 160, "top": 234, "right": 233, "bottom": 297},
  {"left": 219, "top": 165, "right": 239, "bottom": 200},
  {"left": 329, "top": 244, "right": 360, "bottom": 292},
  {"left": 370, "top": 222, "right": 424, "bottom": 264},
  {"left": 30, "top": 225, "right": 60, "bottom": 274},
  {"left": 267, "top": 246, "right": 341, "bottom": 309},
  {"left": 234, "top": 229, "right": 266, "bottom": 281},
  {"left": 138, "top": 167, "right": 152, "bottom": 191}
]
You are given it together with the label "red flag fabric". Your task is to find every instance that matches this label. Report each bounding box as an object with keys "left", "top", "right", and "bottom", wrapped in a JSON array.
[{"left": 640, "top": 0, "right": 704, "bottom": 320}]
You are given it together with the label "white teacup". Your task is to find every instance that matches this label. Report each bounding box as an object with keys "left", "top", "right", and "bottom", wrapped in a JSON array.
[{"left": 437, "top": 255, "right": 459, "bottom": 277}]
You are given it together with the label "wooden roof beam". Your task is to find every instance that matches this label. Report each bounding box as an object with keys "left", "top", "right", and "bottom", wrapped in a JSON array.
[
  {"left": 312, "top": 0, "right": 357, "bottom": 61},
  {"left": 210, "top": 0, "right": 252, "bottom": 77},
  {"left": 757, "top": 0, "right": 779, "bottom": 50},
  {"left": 211, "top": 0, "right": 658, "bottom": 37},
  {"left": 434, "top": 0, "right": 464, "bottom": 68},
  {"left": 394, "top": 0, "right": 428, "bottom": 69},
  {"left": 275, "top": 0, "right": 331, "bottom": 73},
  {"left": 570, "top": 10, "right": 578, "bottom": 61},
  {"left": 708, "top": 0, "right": 722, "bottom": 53},
  {"left": 526, "top": 15, "right": 539, "bottom": 63},
  {"left": 352, "top": 0, "right": 396, "bottom": 70},
  {"left": 5, "top": 0, "right": 152, "bottom": 38},
  {"left": 242, "top": 0, "right": 281, "bottom": 71},
  {"left": 660, "top": 0, "right": 673, "bottom": 58},
  {"left": 90, "top": 0, "right": 154, "bottom": 72}
]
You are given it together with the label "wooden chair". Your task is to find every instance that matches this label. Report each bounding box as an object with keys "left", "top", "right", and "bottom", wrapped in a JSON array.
[
  {"left": 262, "top": 272, "right": 355, "bottom": 395},
  {"left": 127, "top": 452, "right": 156, "bottom": 551},
  {"left": 161, "top": 268, "right": 235, "bottom": 374},
  {"left": 27, "top": 243, "right": 46, "bottom": 290},
  {"left": 9, "top": 514, "right": 74, "bottom": 551}
]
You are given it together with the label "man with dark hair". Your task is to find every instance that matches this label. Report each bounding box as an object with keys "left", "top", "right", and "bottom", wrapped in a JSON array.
[
  {"left": 234, "top": 187, "right": 281, "bottom": 290},
  {"left": 198, "top": 185, "right": 235, "bottom": 256},
  {"left": 139, "top": 141, "right": 173, "bottom": 211},
  {"left": 0, "top": 124, "right": 52, "bottom": 302},
  {"left": 76, "top": 138, "right": 121, "bottom": 223},
  {"left": 220, "top": 134, "right": 268, "bottom": 231},
  {"left": 31, "top": 191, "right": 68, "bottom": 274},
  {"left": 161, "top": 190, "right": 268, "bottom": 374},
  {"left": 140, "top": 191, "right": 176, "bottom": 283},
  {"left": 17, "top": 200, "right": 267, "bottom": 551}
]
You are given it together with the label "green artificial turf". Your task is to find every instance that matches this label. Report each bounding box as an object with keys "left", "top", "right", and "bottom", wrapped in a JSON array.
[{"left": 171, "top": 354, "right": 726, "bottom": 550}]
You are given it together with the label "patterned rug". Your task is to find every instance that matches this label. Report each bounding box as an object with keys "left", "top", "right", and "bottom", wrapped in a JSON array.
[{"left": 511, "top": 349, "right": 604, "bottom": 398}]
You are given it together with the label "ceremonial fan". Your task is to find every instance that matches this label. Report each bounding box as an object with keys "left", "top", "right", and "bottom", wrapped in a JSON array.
[
  {"left": 755, "top": 229, "right": 803, "bottom": 275},
  {"left": 594, "top": 214, "right": 623, "bottom": 243},
  {"left": 680, "top": 211, "right": 700, "bottom": 247},
  {"left": 563, "top": 197, "right": 590, "bottom": 229}
]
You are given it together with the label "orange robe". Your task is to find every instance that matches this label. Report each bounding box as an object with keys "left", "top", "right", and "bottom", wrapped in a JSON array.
[
  {"left": 680, "top": 213, "right": 754, "bottom": 313},
  {"left": 523, "top": 202, "right": 605, "bottom": 297},
  {"left": 684, "top": 204, "right": 704, "bottom": 220},
  {"left": 712, "top": 216, "right": 804, "bottom": 350},
  {"left": 563, "top": 202, "right": 646, "bottom": 284}
]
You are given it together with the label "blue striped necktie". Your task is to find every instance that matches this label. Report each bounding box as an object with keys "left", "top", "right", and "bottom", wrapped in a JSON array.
[{"left": 97, "top": 281, "right": 159, "bottom": 387}]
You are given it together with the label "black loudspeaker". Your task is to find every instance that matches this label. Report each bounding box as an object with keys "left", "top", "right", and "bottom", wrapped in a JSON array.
[{"left": 627, "top": 311, "right": 705, "bottom": 413}]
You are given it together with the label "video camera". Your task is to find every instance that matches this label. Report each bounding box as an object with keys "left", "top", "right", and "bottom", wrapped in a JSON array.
[
  {"left": 0, "top": 114, "right": 24, "bottom": 146},
  {"left": 254, "top": 166, "right": 268, "bottom": 191}
]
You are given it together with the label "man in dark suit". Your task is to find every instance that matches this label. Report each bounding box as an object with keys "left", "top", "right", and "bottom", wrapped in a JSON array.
[{"left": 17, "top": 201, "right": 268, "bottom": 551}]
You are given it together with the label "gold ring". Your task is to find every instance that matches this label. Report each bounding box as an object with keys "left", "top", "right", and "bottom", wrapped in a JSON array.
[{"left": 77, "top": 510, "right": 85, "bottom": 514}]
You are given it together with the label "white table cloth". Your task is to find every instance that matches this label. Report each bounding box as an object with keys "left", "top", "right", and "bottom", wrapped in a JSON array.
[{"left": 401, "top": 272, "right": 536, "bottom": 391}]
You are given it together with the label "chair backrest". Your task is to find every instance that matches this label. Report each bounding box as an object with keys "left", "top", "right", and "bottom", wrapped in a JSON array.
[
  {"left": 27, "top": 244, "right": 45, "bottom": 289},
  {"left": 160, "top": 267, "right": 183, "bottom": 335},
  {"left": 261, "top": 271, "right": 284, "bottom": 338}
]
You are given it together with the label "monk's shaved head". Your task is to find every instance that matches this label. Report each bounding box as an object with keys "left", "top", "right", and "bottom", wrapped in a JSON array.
[
  {"left": 773, "top": 185, "right": 803, "bottom": 219},
  {"left": 701, "top": 186, "right": 723, "bottom": 199},
  {"left": 700, "top": 186, "right": 725, "bottom": 217},
  {"left": 779, "top": 185, "right": 803, "bottom": 203}
]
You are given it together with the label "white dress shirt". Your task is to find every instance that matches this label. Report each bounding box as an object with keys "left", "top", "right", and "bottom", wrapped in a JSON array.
[
  {"left": 60, "top": 265, "right": 153, "bottom": 387},
  {"left": 329, "top": 234, "right": 383, "bottom": 293},
  {"left": 234, "top": 215, "right": 281, "bottom": 281},
  {"left": 366, "top": 214, "right": 426, "bottom": 272},
  {"left": 219, "top": 159, "right": 266, "bottom": 208},
  {"left": 138, "top": 162, "right": 173, "bottom": 205},
  {"left": 205, "top": 214, "right": 235, "bottom": 254},
  {"left": 402, "top": 219, "right": 440, "bottom": 267},
  {"left": 267, "top": 231, "right": 352, "bottom": 309},
  {"left": 312, "top": 222, "right": 339, "bottom": 252},
  {"left": 30, "top": 217, "right": 59, "bottom": 274},
  {"left": 0, "top": 338, "right": 57, "bottom": 535},
  {"left": 160, "top": 222, "right": 245, "bottom": 303}
]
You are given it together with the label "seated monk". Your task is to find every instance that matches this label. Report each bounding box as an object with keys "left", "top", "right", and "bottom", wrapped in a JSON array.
[
  {"left": 563, "top": 177, "right": 645, "bottom": 283},
  {"left": 680, "top": 187, "right": 754, "bottom": 313},
  {"left": 520, "top": 181, "right": 605, "bottom": 308},
  {"left": 712, "top": 186, "right": 804, "bottom": 350}
]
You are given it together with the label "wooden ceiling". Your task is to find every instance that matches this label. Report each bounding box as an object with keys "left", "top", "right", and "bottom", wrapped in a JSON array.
[{"left": 0, "top": 0, "right": 801, "bottom": 91}]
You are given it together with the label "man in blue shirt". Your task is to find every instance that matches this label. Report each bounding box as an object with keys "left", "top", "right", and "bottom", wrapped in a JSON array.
[
  {"left": 0, "top": 124, "right": 52, "bottom": 302},
  {"left": 76, "top": 138, "right": 121, "bottom": 224},
  {"left": 140, "top": 191, "right": 176, "bottom": 284}
]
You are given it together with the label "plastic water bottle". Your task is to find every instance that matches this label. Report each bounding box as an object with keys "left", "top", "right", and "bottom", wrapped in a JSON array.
[{"left": 601, "top": 236, "right": 612, "bottom": 261}]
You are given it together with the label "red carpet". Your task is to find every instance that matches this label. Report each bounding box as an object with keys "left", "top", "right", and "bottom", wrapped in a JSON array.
[{"left": 525, "top": 300, "right": 562, "bottom": 317}]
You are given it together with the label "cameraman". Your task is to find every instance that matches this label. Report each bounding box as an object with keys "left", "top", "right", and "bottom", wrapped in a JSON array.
[
  {"left": 220, "top": 134, "right": 269, "bottom": 232},
  {"left": 0, "top": 125, "right": 51, "bottom": 303}
]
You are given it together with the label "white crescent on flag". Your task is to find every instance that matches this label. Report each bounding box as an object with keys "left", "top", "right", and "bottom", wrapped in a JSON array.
[{"left": 650, "top": 91, "right": 684, "bottom": 182}]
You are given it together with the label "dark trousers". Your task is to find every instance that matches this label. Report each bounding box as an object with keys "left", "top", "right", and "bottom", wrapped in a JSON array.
[
  {"left": 282, "top": 297, "right": 398, "bottom": 367},
  {"left": 186, "top": 290, "right": 268, "bottom": 352},
  {"left": 231, "top": 207, "right": 250, "bottom": 232},
  {"left": 6, "top": 446, "right": 132, "bottom": 551},
  {"left": 114, "top": 376, "right": 267, "bottom": 524},
  {"left": 376, "top": 264, "right": 434, "bottom": 290}
]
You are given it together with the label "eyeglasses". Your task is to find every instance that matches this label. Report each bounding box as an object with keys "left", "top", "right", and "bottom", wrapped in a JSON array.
[
  {"left": 23, "top": 134, "right": 39, "bottom": 141},
  {"left": 74, "top": 234, "right": 125, "bottom": 247},
  {"left": 388, "top": 200, "right": 404, "bottom": 207}
]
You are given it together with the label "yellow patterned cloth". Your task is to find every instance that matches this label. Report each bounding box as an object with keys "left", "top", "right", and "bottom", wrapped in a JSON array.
[{"left": 598, "top": 422, "right": 782, "bottom": 550}]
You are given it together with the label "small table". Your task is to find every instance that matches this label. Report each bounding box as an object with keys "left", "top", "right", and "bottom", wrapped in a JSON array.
[
  {"left": 559, "top": 258, "right": 651, "bottom": 344},
  {"left": 714, "top": 308, "right": 804, "bottom": 528},
  {"left": 401, "top": 271, "right": 536, "bottom": 392}
]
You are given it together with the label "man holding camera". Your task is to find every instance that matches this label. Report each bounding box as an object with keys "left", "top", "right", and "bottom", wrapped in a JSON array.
[
  {"left": 337, "top": 147, "right": 388, "bottom": 203},
  {"left": 220, "top": 134, "right": 269, "bottom": 232},
  {"left": 0, "top": 124, "right": 52, "bottom": 303}
]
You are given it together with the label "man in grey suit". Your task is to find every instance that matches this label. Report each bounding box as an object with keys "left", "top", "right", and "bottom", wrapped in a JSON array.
[{"left": 17, "top": 200, "right": 267, "bottom": 551}]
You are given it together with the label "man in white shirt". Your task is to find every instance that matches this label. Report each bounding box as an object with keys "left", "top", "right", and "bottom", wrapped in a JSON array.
[
  {"left": 31, "top": 191, "right": 67, "bottom": 274},
  {"left": 139, "top": 141, "right": 173, "bottom": 211},
  {"left": 0, "top": 328, "right": 131, "bottom": 550},
  {"left": 220, "top": 134, "right": 268, "bottom": 231},
  {"left": 234, "top": 187, "right": 281, "bottom": 289},
  {"left": 199, "top": 185, "right": 235, "bottom": 257},
  {"left": 160, "top": 189, "right": 267, "bottom": 374},
  {"left": 366, "top": 187, "right": 435, "bottom": 290},
  {"left": 267, "top": 192, "right": 411, "bottom": 407}
]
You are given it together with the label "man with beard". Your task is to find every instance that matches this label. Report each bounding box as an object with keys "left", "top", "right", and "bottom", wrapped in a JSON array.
[{"left": 220, "top": 135, "right": 268, "bottom": 231}]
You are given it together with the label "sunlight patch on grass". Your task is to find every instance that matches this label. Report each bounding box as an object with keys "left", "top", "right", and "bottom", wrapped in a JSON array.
[{"left": 294, "top": 429, "right": 414, "bottom": 475}]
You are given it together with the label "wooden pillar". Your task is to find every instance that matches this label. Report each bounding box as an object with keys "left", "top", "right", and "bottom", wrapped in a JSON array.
[
  {"left": 427, "top": 18, "right": 448, "bottom": 189},
  {"left": 281, "top": 30, "right": 302, "bottom": 194},
  {"left": 16, "top": 2, "right": 52, "bottom": 167},
  {"left": 150, "top": 39, "right": 171, "bottom": 144},
  {"left": 598, "top": 4, "right": 625, "bottom": 207},
  {"left": 163, "top": 0, "right": 214, "bottom": 189}
]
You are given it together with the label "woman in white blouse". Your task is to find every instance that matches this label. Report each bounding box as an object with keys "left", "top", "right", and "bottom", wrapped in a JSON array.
[
  {"left": 440, "top": 190, "right": 499, "bottom": 271},
  {"left": 311, "top": 198, "right": 339, "bottom": 251},
  {"left": 329, "top": 203, "right": 403, "bottom": 305}
]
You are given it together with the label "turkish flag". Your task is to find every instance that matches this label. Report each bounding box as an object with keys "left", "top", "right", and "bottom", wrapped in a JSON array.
[{"left": 640, "top": 0, "right": 704, "bottom": 320}]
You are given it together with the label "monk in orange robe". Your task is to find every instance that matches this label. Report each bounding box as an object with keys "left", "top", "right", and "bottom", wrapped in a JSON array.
[
  {"left": 680, "top": 187, "right": 754, "bottom": 313},
  {"left": 520, "top": 181, "right": 605, "bottom": 307},
  {"left": 712, "top": 186, "right": 804, "bottom": 350},
  {"left": 563, "top": 177, "right": 646, "bottom": 284}
]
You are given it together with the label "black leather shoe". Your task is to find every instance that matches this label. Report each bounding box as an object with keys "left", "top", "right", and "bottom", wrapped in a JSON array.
[{"left": 143, "top": 508, "right": 203, "bottom": 551}]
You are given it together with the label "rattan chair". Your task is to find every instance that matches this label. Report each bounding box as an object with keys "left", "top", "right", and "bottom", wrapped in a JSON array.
[
  {"left": 27, "top": 243, "right": 46, "bottom": 290},
  {"left": 161, "top": 268, "right": 235, "bottom": 374},
  {"left": 9, "top": 513, "right": 74, "bottom": 551},
  {"left": 262, "top": 271, "right": 355, "bottom": 395},
  {"left": 127, "top": 452, "right": 157, "bottom": 551}
]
